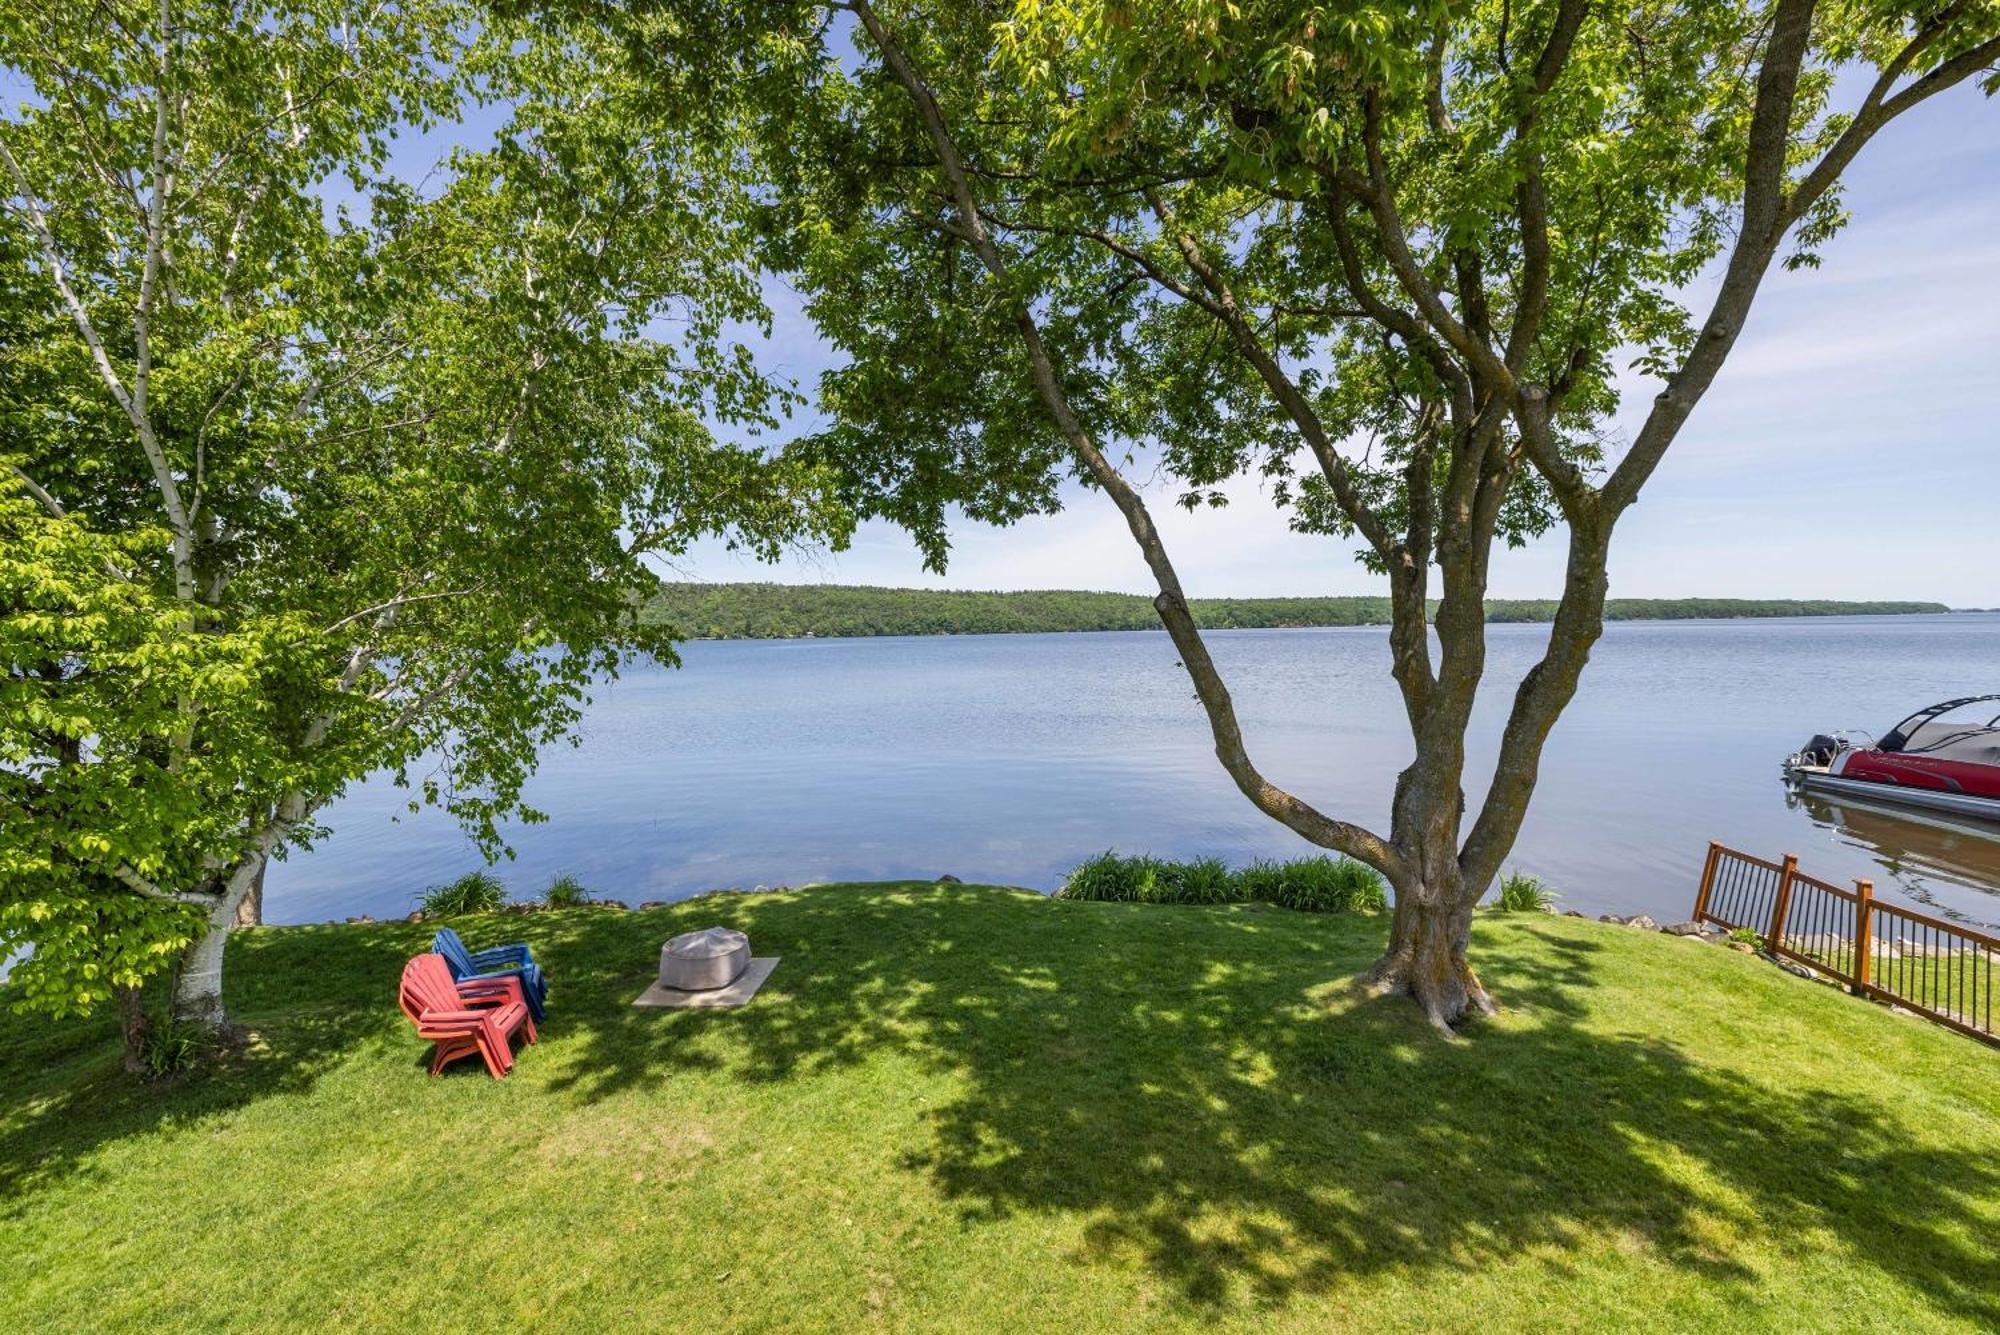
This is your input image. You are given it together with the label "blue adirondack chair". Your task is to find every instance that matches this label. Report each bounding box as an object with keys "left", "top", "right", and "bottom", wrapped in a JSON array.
[{"left": 431, "top": 926, "right": 549, "bottom": 1021}]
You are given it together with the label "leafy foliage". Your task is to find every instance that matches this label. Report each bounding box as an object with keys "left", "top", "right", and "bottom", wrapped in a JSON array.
[
  {"left": 642, "top": 582, "right": 1946, "bottom": 640},
  {"left": 570, "top": 0, "right": 1997, "bottom": 1022},
  {"left": 0, "top": 0, "right": 843, "bottom": 1024}
]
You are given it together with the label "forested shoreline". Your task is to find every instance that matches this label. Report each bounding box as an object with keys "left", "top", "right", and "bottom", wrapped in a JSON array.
[{"left": 641, "top": 583, "right": 1950, "bottom": 641}]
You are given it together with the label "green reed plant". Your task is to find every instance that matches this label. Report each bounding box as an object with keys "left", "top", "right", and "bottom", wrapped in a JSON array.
[
  {"left": 543, "top": 873, "right": 593, "bottom": 908},
  {"left": 1058, "top": 852, "right": 1383, "bottom": 913},
  {"left": 140, "top": 1014, "right": 209, "bottom": 1080},
  {"left": 1495, "top": 872, "right": 1557, "bottom": 913},
  {"left": 1266, "top": 855, "right": 1376, "bottom": 911},
  {"left": 1163, "top": 855, "right": 1238, "bottom": 905},
  {"left": 419, "top": 871, "right": 509, "bottom": 917}
]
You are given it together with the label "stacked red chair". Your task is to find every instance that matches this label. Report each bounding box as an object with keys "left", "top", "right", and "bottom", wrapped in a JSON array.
[{"left": 398, "top": 952, "right": 538, "bottom": 1078}]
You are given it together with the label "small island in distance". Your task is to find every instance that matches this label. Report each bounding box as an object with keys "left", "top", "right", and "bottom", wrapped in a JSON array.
[{"left": 641, "top": 582, "right": 1953, "bottom": 641}]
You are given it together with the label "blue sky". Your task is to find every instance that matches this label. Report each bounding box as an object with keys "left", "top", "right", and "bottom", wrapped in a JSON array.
[
  {"left": 385, "top": 65, "right": 2000, "bottom": 607},
  {"left": 667, "top": 78, "right": 2000, "bottom": 607}
]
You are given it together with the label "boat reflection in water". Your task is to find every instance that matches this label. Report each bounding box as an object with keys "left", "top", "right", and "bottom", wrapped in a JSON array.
[{"left": 1788, "top": 787, "right": 2000, "bottom": 925}]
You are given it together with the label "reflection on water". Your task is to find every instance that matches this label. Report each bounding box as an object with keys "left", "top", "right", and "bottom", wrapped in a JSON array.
[
  {"left": 268, "top": 613, "right": 2000, "bottom": 931},
  {"left": 1790, "top": 789, "right": 2000, "bottom": 924}
]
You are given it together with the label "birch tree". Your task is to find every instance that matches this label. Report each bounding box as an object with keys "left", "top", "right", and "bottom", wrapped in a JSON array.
[
  {"left": 584, "top": 0, "right": 1999, "bottom": 1027},
  {"left": 0, "top": 0, "right": 839, "bottom": 1055}
]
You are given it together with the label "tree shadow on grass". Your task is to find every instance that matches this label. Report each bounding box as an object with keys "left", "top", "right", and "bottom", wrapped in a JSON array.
[
  {"left": 0, "top": 921, "right": 430, "bottom": 1215},
  {"left": 536, "top": 887, "right": 2000, "bottom": 1323},
  {"left": 2, "top": 885, "right": 1994, "bottom": 1324}
]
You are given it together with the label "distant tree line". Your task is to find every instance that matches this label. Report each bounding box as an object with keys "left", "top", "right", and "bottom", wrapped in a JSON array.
[{"left": 641, "top": 584, "right": 1948, "bottom": 641}]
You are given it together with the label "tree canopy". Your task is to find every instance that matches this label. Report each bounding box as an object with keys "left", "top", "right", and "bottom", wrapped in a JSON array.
[
  {"left": 9, "top": 0, "right": 1992, "bottom": 1039},
  {"left": 571, "top": 0, "right": 2000, "bottom": 1026},
  {"left": 639, "top": 582, "right": 1949, "bottom": 639},
  {"left": 0, "top": 0, "right": 841, "bottom": 1034}
]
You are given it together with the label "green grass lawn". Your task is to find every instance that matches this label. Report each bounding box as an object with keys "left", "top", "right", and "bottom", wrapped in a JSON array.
[{"left": 3, "top": 884, "right": 1996, "bottom": 1331}]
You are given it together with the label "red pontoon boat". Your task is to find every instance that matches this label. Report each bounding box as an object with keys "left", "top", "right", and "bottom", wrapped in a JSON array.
[{"left": 1785, "top": 695, "right": 2000, "bottom": 824}]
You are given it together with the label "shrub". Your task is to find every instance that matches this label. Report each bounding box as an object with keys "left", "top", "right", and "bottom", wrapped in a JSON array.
[
  {"left": 420, "top": 870, "right": 509, "bottom": 917},
  {"left": 1729, "top": 926, "right": 1765, "bottom": 949},
  {"left": 1495, "top": 871, "right": 1556, "bottom": 913},
  {"left": 543, "top": 873, "right": 593, "bottom": 908},
  {"left": 1057, "top": 852, "right": 1383, "bottom": 913}
]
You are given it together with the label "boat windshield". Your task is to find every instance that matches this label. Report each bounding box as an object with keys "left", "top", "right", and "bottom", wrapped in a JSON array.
[{"left": 1878, "top": 694, "right": 2000, "bottom": 754}]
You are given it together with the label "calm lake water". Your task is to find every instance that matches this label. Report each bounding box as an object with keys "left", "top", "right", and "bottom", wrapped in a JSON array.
[{"left": 267, "top": 614, "right": 2000, "bottom": 931}]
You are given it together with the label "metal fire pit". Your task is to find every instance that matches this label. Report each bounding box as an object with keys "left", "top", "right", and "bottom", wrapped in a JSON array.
[{"left": 659, "top": 927, "right": 750, "bottom": 992}]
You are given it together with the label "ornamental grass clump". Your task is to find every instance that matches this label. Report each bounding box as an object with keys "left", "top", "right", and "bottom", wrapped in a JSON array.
[
  {"left": 1057, "top": 851, "right": 1145, "bottom": 902},
  {"left": 1060, "top": 853, "right": 1241, "bottom": 905},
  {"left": 419, "top": 871, "right": 509, "bottom": 918},
  {"left": 1058, "top": 852, "right": 1383, "bottom": 912},
  {"left": 1163, "top": 855, "right": 1238, "bottom": 905},
  {"left": 140, "top": 1015, "right": 209, "bottom": 1080},
  {"left": 1496, "top": 872, "right": 1557, "bottom": 913},
  {"left": 1253, "top": 855, "right": 1390, "bottom": 913},
  {"left": 543, "top": 873, "right": 593, "bottom": 908}
]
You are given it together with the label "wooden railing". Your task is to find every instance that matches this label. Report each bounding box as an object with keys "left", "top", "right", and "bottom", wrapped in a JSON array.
[{"left": 1694, "top": 841, "right": 1998, "bottom": 1046}]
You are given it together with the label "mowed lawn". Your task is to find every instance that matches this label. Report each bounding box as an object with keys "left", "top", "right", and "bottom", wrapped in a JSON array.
[{"left": 2, "top": 884, "right": 1996, "bottom": 1331}]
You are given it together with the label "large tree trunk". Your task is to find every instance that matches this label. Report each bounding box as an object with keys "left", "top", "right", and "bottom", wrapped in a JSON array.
[
  {"left": 173, "top": 852, "right": 264, "bottom": 1039},
  {"left": 233, "top": 857, "right": 265, "bottom": 928},
  {"left": 1367, "top": 890, "right": 1492, "bottom": 1031},
  {"left": 116, "top": 984, "right": 153, "bottom": 1075},
  {"left": 174, "top": 900, "right": 235, "bottom": 1034},
  {"left": 1369, "top": 740, "right": 1492, "bottom": 1031}
]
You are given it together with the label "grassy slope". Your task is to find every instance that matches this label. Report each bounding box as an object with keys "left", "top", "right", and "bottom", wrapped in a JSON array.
[{"left": 2, "top": 885, "right": 1995, "bottom": 1332}]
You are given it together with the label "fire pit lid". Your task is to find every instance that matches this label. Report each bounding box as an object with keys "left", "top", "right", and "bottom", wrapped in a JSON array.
[
  {"left": 659, "top": 926, "right": 750, "bottom": 992},
  {"left": 665, "top": 926, "right": 748, "bottom": 960}
]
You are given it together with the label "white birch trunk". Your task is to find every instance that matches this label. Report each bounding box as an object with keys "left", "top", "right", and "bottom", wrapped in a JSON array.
[{"left": 173, "top": 850, "right": 266, "bottom": 1031}]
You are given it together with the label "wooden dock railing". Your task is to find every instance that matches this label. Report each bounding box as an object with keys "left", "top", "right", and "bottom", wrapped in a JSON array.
[{"left": 1694, "top": 841, "right": 1998, "bottom": 1046}]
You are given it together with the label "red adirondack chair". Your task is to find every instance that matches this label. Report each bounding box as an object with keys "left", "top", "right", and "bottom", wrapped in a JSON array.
[{"left": 399, "top": 952, "right": 538, "bottom": 1078}]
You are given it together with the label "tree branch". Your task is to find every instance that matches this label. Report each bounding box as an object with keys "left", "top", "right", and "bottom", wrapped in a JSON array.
[
  {"left": 1457, "top": 516, "right": 1610, "bottom": 888},
  {"left": 1600, "top": 0, "right": 1818, "bottom": 513},
  {"left": 320, "top": 586, "right": 480, "bottom": 636},
  {"left": 1141, "top": 187, "right": 1398, "bottom": 561},
  {"left": 845, "top": 0, "right": 1406, "bottom": 877},
  {"left": 977, "top": 208, "right": 1227, "bottom": 316},
  {"left": 7, "top": 463, "right": 68, "bottom": 519},
  {"left": 1320, "top": 181, "right": 1475, "bottom": 428},
  {"left": 0, "top": 127, "right": 195, "bottom": 591},
  {"left": 1512, "top": 385, "right": 1591, "bottom": 513},
  {"left": 114, "top": 863, "right": 212, "bottom": 906},
  {"left": 132, "top": 0, "right": 175, "bottom": 433},
  {"left": 1352, "top": 93, "right": 1514, "bottom": 393},
  {"left": 1783, "top": 18, "right": 2000, "bottom": 233},
  {"left": 1506, "top": 0, "right": 1589, "bottom": 373}
]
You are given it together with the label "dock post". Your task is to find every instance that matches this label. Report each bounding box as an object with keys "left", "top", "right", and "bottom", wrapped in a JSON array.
[
  {"left": 1767, "top": 854, "right": 1798, "bottom": 957},
  {"left": 1693, "top": 841, "right": 1722, "bottom": 924}
]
